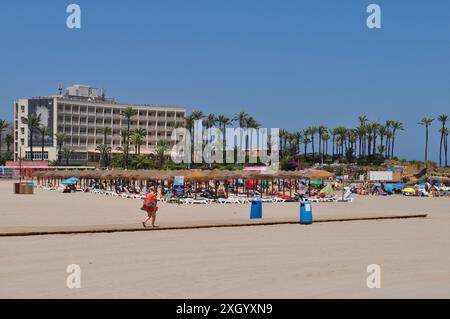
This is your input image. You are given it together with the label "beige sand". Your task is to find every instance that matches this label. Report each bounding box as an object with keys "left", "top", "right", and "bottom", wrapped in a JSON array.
[{"left": 0, "top": 181, "right": 449, "bottom": 298}]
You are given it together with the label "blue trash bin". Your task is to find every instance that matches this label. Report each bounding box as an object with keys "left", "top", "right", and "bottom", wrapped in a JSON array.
[
  {"left": 250, "top": 198, "right": 262, "bottom": 219},
  {"left": 300, "top": 200, "right": 313, "bottom": 224}
]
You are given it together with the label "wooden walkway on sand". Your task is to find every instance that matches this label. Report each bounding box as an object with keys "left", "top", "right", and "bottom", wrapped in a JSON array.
[{"left": 0, "top": 213, "right": 428, "bottom": 237}]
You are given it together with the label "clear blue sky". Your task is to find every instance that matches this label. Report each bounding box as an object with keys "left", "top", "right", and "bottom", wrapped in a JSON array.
[{"left": 1, "top": 1, "right": 449, "bottom": 161}]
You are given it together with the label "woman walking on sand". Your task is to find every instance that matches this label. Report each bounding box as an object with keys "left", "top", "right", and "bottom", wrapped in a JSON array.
[{"left": 142, "top": 188, "right": 158, "bottom": 228}]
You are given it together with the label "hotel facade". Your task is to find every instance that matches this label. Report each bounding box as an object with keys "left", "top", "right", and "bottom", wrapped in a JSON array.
[{"left": 14, "top": 84, "right": 186, "bottom": 163}]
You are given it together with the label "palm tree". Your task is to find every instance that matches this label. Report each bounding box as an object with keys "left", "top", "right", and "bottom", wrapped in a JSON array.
[
  {"left": 334, "top": 127, "right": 347, "bottom": 160},
  {"left": 377, "top": 145, "right": 385, "bottom": 159},
  {"left": 120, "top": 107, "right": 137, "bottom": 168},
  {"left": 371, "top": 121, "right": 381, "bottom": 157},
  {"left": 132, "top": 155, "right": 151, "bottom": 169},
  {"left": 441, "top": 127, "right": 449, "bottom": 167},
  {"left": 322, "top": 133, "right": 330, "bottom": 158},
  {"left": 279, "top": 129, "right": 289, "bottom": 158},
  {"left": 5, "top": 134, "right": 13, "bottom": 153},
  {"left": 390, "top": 121, "right": 404, "bottom": 159},
  {"left": 438, "top": 115, "right": 448, "bottom": 167},
  {"left": 37, "top": 126, "right": 50, "bottom": 160},
  {"left": 331, "top": 128, "right": 339, "bottom": 160},
  {"left": 62, "top": 147, "right": 73, "bottom": 166},
  {"left": 21, "top": 114, "right": 42, "bottom": 161},
  {"left": 358, "top": 115, "right": 368, "bottom": 158},
  {"left": 100, "top": 126, "right": 112, "bottom": 145},
  {"left": 203, "top": 113, "right": 217, "bottom": 129},
  {"left": 301, "top": 130, "right": 311, "bottom": 161},
  {"left": 96, "top": 144, "right": 112, "bottom": 167},
  {"left": 384, "top": 120, "right": 393, "bottom": 159},
  {"left": 0, "top": 119, "right": 8, "bottom": 157},
  {"left": 318, "top": 126, "right": 327, "bottom": 162},
  {"left": 378, "top": 125, "right": 388, "bottom": 159},
  {"left": 308, "top": 126, "right": 318, "bottom": 162},
  {"left": 186, "top": 111, "right": 204, "bottom": 167},
  {"left": 245, "top": 116, "right": 259, "bottom": 129},
  {"left": 203, "top": 114, "right": 217, "bottom": 144},
  {"left": 365, "top": 123, "right": 374, "bottom": 158},
  {"left": 216, "top": 114, "right": 231, "bottom": 162},
  {"left": 232, "top": 112, "right": 249, "bottom": 128},
  {"left": 155, "top": 139, "right": 168, "bottom": 169},
  {"left": 419, "top": 117, "right": 434, "bottom": 162},
  {"left": 55, "top": 132, "right": 67, "bottom": 164},
  {"left": 293, "top": 131, "right": 302, "bottom": 158},
  {"left": 244, "top": 117, "right": 260, "bottom": 161},
  {"left": 130, "top": 128, "right": 147, "bottom": 155},
  {"left": 347, "top": 129, "right": 357, "bottom": 160}
]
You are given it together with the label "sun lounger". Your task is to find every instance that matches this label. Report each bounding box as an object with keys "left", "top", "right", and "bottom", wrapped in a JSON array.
[{"left": 217, "top": 197, "right": 241, "bottom": 204}]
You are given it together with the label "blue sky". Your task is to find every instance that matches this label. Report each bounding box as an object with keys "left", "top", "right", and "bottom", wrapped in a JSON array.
[{"left": 1, "top": 0, "right": 449, "bottom": 161}]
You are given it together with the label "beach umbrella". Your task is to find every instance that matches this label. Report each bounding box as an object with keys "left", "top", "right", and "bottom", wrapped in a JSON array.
[
  {"left": 319, "top": 184, "right": 334, "bottom": 195},
  {"left": 62, "top": 178, "right": 77, "bottom": 185},
  {"left": 394, "top": 182, "right": 406, "bottom": 189},
  {"left": 402, "top": 187, "right": 416, "bottom": 193},
  {"left": 384, "top": 184, "right": 395, "bottom": 192},
  {"left": 309, "top": 180, "right": 323, "bottom": 186}
]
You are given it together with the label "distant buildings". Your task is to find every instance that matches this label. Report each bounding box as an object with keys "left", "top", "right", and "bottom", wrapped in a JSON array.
[{"left": 14, "top": 84, "right": 186, "bottom": 163}]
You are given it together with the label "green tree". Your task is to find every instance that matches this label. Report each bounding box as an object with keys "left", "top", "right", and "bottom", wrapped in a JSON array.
[
  {"left": 131, "top": 128, "right": 147, "bottom": 155},
  {"left": 96, "top": 144, "right": 112, "bottom": 167},
  {"left": 232, "top": 112, "right": 249, "bottom": 128},
  {"left": 0, "top": 119, "right": 8, "bottom": 157},
  {"left": 120, "top": 107, "right": 137, "bottom": 168},
  {"left": 203, "top": 113, "right": 217, "bottom": 129},
  {"left": 55, "top": 132, "right": 67, "bottom": 164},
  {"left": 216, "top": 114, "right": 231, "bottom": 162},
  {"left": 439, "top": 127, "right": 449, "bottom": 167},
  {"left": 5, "top": 134, "right": 13, "bottom": 153},
  {"left": 390, "top": 121, "right": 404, "bottom": 159},
  {"left": 155, "top": 139, "right": 168, "bottom": 169},
  {"left": 358, "top": 115, "right": 368, "bottom": 158},
  {"left": 301, "top": 129, "right": 311, "bottom": 161},
  {"left": 419, "top": 117, "right": 434, "bottom": 162},
  {"left": 100, "top": 126, "right": 112, "bottom": 145},
  {"left": 308, "top": 126, "right": 318, "bottom": 162},
  {"left": 62, "top": 147, "right": 73, "bottom": 166},
  {"left": 131, "top": 154, "right": 151, "bottom": 169},
  {"left": 37, "top": 126, "right": 50, "bottom": 160},
  {"left": 21, "top": 114, "right": 42, "bottom": 161},
  {"left": 438, "top": 115, "right": 448, "bottom": 167}
]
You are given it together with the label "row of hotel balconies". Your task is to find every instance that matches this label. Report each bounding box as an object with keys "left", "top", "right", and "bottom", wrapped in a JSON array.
[
  {"left": 63, "top": 137, "right": 175, "bottom": 148},
  {"left": 57, "top": 117, "right": 179, "bottom": 124},
  {"left": 57, "top": 106, "right": 184, "bottom": 119},
  {"left": 58, "top": 126, "right": 175, "bottom": 134}
]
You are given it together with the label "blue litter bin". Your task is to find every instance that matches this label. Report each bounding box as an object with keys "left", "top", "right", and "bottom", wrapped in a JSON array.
[
  {"left": 300, "top": 200, "right": 313, "bottom": 224},
  {"left": 250, "top": 198, "right": 262, "bottom": 219}
]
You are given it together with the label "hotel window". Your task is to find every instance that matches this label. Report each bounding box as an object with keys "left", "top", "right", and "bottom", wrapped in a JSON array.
[
  {"left": 25, "top": 152, "right": 48, "bottom": 160},
  {"left": 20, "top": 138, "right": 24, "bottom": 146},
  {"left": 21, "top": 105, "right": 25, "bottom": 113},
  {"left": 21, "top": 127, "right": 25, "bottom": 134}
]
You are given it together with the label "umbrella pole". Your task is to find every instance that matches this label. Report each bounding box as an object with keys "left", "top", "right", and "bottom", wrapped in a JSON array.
[{"left": 289, "top": 179, "right": 292, "bottom": 198}]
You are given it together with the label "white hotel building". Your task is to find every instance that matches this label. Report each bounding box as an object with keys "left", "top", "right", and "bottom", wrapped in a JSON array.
[{"left": 14, "top": 84, "right": 186, "bottom": 163}]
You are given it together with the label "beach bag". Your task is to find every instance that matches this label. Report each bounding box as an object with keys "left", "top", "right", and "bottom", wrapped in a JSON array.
[{"left": 142, "top": 194, "right": 158, "bottom": 212}]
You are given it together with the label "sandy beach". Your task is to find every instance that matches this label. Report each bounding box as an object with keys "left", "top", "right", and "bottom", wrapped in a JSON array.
[{"left": 0, "top": 180, "right": 449, "bottom": 298}]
